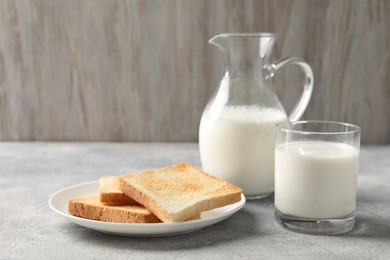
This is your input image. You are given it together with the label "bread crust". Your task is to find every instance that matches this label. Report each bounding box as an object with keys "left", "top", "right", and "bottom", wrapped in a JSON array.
[
  {"left": 119, "top": 177, "right": 171, "bottom": 222},
  {"left": 68, "top": 196, "right": 160, "bottom": 223},
  {"left": 100, "top": 176, "right": 137, "bottom": 205},
  {"left": 119, "top": 162, "right": 242, "bottom": 223}
]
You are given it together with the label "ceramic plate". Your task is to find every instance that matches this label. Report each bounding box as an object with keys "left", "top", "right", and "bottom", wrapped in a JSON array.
[{"left": 48, "top": 181, "right": 245, "bottom": 237}]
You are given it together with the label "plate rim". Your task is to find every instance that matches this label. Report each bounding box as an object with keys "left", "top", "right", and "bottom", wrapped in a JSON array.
[{"left": 48, "top": 180, "right": 246, "bottom": 228}]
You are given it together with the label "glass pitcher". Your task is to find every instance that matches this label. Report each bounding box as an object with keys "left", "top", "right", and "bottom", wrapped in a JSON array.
[{"left": 199, "top": 33, "right": 314, "bottom": 199}]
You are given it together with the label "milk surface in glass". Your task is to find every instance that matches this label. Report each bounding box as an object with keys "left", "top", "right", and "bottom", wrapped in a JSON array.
[
  {"left": 199, "top": 105, "right": 287, "bottom": 196},
  {"left": 275, "top": 141, "right": 359, "bottom": 218}
]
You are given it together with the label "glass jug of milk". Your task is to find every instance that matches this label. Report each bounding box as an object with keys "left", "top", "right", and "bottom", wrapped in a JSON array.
[{"left": 199, "top": 33, "right": 314, "bottom": 199}]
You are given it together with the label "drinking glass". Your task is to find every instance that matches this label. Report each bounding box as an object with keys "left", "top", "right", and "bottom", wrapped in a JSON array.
[{"left": 274, "top": 121, "right": 360, "bottom": 235}]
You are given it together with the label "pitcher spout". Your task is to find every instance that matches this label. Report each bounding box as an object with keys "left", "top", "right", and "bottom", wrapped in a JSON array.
[{"left": 208, "top": 33, "right": 276, "bottom": 60}]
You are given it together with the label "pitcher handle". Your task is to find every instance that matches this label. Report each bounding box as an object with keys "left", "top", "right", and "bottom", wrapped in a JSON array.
[{"left": 267, "top": 57, "right": 314, "bottom": 122}]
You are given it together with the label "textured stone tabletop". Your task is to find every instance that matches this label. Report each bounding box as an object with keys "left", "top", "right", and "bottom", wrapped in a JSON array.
[{"left": 1, "top": 143, "right": 390, "bottom": 259}]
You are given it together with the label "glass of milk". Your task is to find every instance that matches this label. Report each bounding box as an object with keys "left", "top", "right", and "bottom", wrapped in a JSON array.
[{"left": 274, "top": 121, "right": 360, "bottom": 235}]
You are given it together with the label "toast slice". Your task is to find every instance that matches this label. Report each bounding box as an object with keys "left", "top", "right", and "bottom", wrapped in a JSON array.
[
  {"left": 68, "top": 196, "right": 160, "bottom": 223},
  {"left": 100, "top": 176, "right": 137, "bottom": 205},
  {"left": 119, "top": 162, "right": 242, "bottom": 223}
]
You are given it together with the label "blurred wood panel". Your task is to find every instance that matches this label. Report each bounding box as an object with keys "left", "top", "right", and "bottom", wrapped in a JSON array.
[
  {"left": 0, "top": 0, "right": 388, "bottom": 143},
  {"left": 269, "top": 0, "right": 390, "bottom": 144},
  {"left": 0, "top": 0, "right": 266, "bottom": 142}
]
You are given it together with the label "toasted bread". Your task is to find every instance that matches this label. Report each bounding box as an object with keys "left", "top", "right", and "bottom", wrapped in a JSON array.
[
  {"left": 100, "top": 176, "right": 137, "bottom": 205},
  {"left": 68, "top": 196, "right": 160, "bottom": 223},
  {"left": 119, "top": 162, "right": 242, "bottom": 223}
]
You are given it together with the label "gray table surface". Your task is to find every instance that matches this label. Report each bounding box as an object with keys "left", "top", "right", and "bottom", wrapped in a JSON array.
[{"left": 1, "top": 142, "right": 389, "bottom": 259}]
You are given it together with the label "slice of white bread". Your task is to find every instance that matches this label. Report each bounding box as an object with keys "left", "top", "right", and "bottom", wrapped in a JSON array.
[
  {"left": 100, "top": 176, "right": 137, "bottom": 205},
  {"left": 68, "top": 196, "right": 160, "bottom": 223},
  {"left": 119, "top": 162, "right": 242, "bottom": 223}
]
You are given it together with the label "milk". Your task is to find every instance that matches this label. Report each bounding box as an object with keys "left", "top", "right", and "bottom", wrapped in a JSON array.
[
  {"left": 275, "top": 141, "right": 359, "bottom": 218},
  {"left": 199, "top": 105, "right": 287, "bottom": 197}
]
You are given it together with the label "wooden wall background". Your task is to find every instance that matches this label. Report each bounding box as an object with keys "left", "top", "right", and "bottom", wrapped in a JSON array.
[{"left": 0, "top": 0, "right": 388, "bottom": 143}]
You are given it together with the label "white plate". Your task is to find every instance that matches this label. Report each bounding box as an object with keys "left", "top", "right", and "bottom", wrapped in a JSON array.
[{"left": 48, "top": 181, "right": 246, "bottom": 237}]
